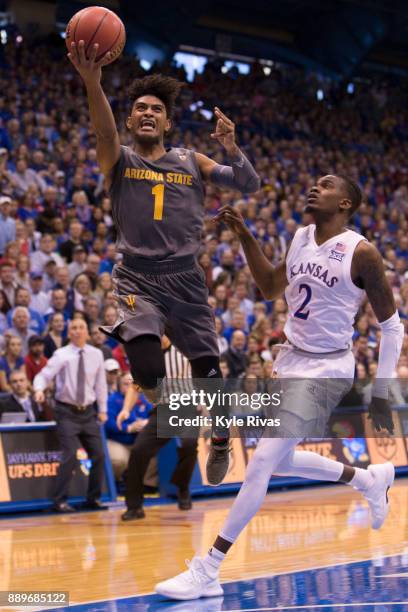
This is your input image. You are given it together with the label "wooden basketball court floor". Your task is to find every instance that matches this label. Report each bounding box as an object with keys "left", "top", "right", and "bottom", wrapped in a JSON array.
[{"left": 1, "top": 479, "right": 408, "bottom": 611}]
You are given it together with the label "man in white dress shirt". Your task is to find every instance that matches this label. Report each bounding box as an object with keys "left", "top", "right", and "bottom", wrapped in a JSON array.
[{"left": 34, "top": 319, "right": 108, "bottom": 513}]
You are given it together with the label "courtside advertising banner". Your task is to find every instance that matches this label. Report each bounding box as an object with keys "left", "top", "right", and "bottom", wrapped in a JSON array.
[{"left": 0, "top": 429, "right": 108, "bottom": 502}]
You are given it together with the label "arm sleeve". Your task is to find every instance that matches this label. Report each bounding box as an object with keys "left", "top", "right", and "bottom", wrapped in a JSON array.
[
  {"left": 210, "top": 154, "right": 260, "bottom": 193},
  {"left": 372, "top": 311, "right": 404, "bottom": 399}
]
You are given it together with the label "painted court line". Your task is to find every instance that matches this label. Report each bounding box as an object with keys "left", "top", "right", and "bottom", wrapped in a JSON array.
[
  {"left": 225, "top": 604, "right": 408, "bottom": 611},
  {"left": 49, "top": 550, "right": 408, "bottom": 609},
  {"left": 1, "top": 527, "right": 197, "bottom": 544}
]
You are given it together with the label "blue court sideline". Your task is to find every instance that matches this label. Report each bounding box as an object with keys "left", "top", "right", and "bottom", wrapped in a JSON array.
[{"left": 43, "top": 552, "right": 408, "bottom": 611}]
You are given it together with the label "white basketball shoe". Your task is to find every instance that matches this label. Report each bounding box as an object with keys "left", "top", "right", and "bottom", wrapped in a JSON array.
[
  {"left": 155, "top": 556, "right": 223, "bottom": 600},
  {"left": 363, "top": 462, "right": 395, "bottom": 529}
]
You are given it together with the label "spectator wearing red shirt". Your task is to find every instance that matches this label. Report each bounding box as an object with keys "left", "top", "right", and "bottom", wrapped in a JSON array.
[
  {"left": 112, "top": 343, "right": 130, "bottom": 373},
  {"left": 25, "top": 335, "right": 47, "bottom": 383}
]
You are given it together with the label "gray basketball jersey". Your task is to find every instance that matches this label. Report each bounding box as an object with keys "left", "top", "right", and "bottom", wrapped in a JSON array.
[{"left": 109, "top": 145, "right": 205, "bottom": 259}]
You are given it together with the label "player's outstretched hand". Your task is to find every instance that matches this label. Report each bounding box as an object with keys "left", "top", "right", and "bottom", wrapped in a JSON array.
[
  {"left": 211, "top": 107, "right": 238, "bottom": 154},
  {"left": 67, "top": 41, "right": 112, "bottom": 85},
  {"left": 368, "top": 396, "right": 394, "bottom": 435},
  {"left": 214, "top": 205, "right": 249, "bottom": 239}
]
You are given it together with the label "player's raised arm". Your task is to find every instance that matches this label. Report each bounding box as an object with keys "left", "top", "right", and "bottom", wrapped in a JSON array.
[
  {"left": 195, "top": 107, "right": 260, "bottom": 193},
  {"left": 215, "top": 205, "right": 288, "bottom": 300},
  {"left": 353, "top": 240, "right": 404, "bottom": 433},
  {"left": 68, "top": 41, "right": 120, "bottom": 179}
]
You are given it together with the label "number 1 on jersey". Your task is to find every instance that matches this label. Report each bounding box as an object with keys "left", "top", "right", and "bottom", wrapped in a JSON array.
[{"left": 152, "top": 184, "right": 164, "bottom": 220}]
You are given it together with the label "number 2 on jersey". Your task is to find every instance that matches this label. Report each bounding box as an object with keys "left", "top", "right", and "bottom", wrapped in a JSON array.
[
  {"left": 294, "top": 283, "right": 312, "bottom": 320},
  {"left": 152, "top": 184, "right": 164, "bottom": 220}
]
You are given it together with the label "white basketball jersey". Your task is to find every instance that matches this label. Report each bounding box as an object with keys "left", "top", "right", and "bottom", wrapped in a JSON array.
[{"left": 284, "top": 224, "right": 366, "bottom": 352}]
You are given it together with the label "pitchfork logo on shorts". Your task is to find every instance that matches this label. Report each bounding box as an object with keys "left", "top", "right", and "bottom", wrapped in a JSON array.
[
  {"left": 125, "top": 294, "right": 136, "bottom": 311},
  {"left": 329, "top": 242, "right": 346, "bottom": 262}
]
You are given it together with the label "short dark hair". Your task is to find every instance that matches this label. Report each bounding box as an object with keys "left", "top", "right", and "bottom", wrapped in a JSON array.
[
  {"left": 16, "top": 286, "right": 28, "bottom": 294},
  {"left": 28, "top": 335, "right": 45, "bottom": 348},
  {"left": 127, "top": 74, "right": 183, "bottom": 118},
  {"left": 337, "top": 174, "right": 362, "bottom": 217}
]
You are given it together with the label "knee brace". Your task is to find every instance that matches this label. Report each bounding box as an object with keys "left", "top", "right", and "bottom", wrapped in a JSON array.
[{"left": 124, "top": 335, "right": 165, "bottom": 389}]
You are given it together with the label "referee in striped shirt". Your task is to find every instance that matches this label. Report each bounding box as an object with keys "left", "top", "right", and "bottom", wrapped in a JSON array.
[{"left": 117, "top": 336, "right": 198, "bottom": 520}]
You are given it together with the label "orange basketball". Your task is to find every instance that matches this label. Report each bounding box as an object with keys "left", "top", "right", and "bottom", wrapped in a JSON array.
[{"left": 65, "top": 6, "right": 126, "bottom": 64}]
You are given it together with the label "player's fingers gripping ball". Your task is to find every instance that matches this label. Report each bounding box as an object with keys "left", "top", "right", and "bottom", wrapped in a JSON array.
[{"left": 66, "top": 6, "right": 126, "bottom": 64}]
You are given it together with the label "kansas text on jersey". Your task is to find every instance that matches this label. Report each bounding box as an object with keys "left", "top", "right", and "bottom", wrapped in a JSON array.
[{"left": 284, "top": 224, "right": 366, "bottom": 352}]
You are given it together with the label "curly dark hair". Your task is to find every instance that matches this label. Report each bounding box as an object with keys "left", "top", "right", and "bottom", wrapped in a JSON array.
[{"left": 127, "top": 74, "right": 183, "bottom": 118}]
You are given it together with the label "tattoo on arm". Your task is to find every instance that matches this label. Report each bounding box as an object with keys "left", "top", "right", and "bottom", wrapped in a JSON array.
[{"left": 354, "top": 242, "right": 396, "bottom": 322}]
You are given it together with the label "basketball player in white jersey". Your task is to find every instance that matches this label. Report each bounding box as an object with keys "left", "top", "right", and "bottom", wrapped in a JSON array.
[{"left": 155, "top": 174, "right": 404, "bottom": 600}]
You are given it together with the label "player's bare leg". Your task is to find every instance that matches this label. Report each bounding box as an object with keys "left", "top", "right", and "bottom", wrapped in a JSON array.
[
  {"left": 155, "top": 437, "right": 299, "bottom": 599},
  {"left": 155, "top": 438, "right": 395, "bottom": 600}
]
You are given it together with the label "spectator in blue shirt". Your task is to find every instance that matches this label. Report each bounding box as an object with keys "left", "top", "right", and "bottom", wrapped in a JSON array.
[
  {"left": 0, "top": 334, "right": 25, "bottom": 391},
  {"left": 105, "top": 372, "right": 153, "bottom": 481},
  {"left": 223, "top": 309, "right": 249, "bottom": 344},
  {"left": 0, "top": 195, "right": 16, "bottom": 256},
  {"left": 396, "top": 235, "right": 408, "bottom": 260},
  {"left": 7, "top": 286, "right": 45, "bottom": 335},
  {"left": 44, "top": 288, "right": 72, "bottom": 327},
  {"left": 98, "top": 243, "right": 117, "bottom": 275},
  {"left": 0, "top": 128, "right": 11, "bottom": 151}
]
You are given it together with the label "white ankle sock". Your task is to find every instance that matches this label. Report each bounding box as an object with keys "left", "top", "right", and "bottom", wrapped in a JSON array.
[
  {"left": 349, "top": 467, "right": 374, "bottom": 491},
  {"left": 202, "top": 547, "right": 225, "bottom": 574}
]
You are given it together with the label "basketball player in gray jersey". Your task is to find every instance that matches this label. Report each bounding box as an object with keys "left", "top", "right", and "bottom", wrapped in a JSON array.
[{"left": 68, "top": 41, "right": 260, "bottom": 485}]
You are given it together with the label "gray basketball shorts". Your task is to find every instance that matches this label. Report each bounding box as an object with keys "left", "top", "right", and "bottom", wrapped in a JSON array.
[
  {"left": 100, "top": 255, "right": 219, "bottom": 361},
  {"left": 264, "top": 345, "right": 355, "bottom": 439}
]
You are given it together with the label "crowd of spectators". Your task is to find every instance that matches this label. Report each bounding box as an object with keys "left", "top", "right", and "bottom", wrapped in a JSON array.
[{"left": 0, "top": 34, "right": 407, "bottom": 428}]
